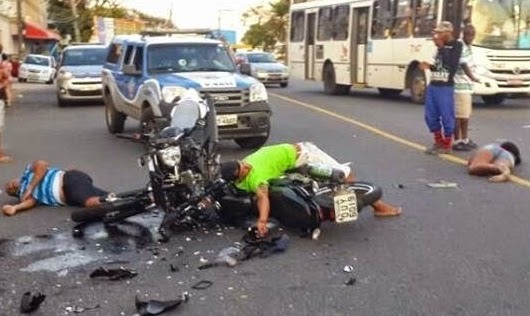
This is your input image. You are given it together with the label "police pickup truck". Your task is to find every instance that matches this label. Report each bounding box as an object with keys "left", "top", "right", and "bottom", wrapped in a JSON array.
[{"left": 101, "top": 30, "right": 271, "bottom": 148}]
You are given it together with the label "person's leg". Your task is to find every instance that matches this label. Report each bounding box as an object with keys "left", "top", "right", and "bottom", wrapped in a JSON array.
[
  {"left": 454, "top": 93, "right": 463, "bottom": 144},
  {"left": 0, "top": 99, "right": 11, "bottom": 162},
  {"left": 344, "top": 173, "right": 402, "bottom": 217},
  {"left": 439, "top": 86, "right": 455, "bottom": 150},
  {"left": 468, "top": 149, "right": 500, "bottom": 176},
  {"left": 63, "top": 170, "right": 109, "bottom": 207},
  {"left": 424, "top": 85, "right": 444, "bottom": 153}
]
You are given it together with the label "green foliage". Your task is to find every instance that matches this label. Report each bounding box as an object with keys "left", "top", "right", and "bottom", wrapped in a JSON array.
[{"left": 241, "top": 0, "right": 290, "bottom": 53}]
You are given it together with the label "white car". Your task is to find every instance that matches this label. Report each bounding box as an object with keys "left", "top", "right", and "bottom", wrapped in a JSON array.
[{"left": 18, "top": 54, "right": 56, "bottom": 84}]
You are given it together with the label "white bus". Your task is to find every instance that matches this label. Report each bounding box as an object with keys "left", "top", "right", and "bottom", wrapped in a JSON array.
[{"left": 288, "top": 0, "right": 530, "bottom": 104}]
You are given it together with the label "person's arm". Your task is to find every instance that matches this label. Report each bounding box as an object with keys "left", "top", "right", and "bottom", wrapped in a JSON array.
[
  {"left": 461, "top": 63, "right": 480, "bottom": 82},
  {"left": 447, "top": 42, "right": 463, "bottom": 78},
  {"left": 21, "top": 160, "right": 50, "bottom": 201},
  {"left": 2, "top": 197, "right": 37, "bottom": 216},
  {"left": 255, "top": 184, "right": 270, "bottom": 236}
]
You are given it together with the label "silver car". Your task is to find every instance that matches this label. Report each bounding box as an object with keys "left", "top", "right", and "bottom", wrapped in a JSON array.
[
  {"left": 56, "top": 44, "right": 108, "bottom": 107},
  {"left": 236, "top": 52, "right": 289, "bottom": 87}
]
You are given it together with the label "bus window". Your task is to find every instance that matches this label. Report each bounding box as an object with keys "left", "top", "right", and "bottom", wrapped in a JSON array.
[
  {"left": 290, "top": 11, "right": 305, "bottom": 42},
  {"left": 372, "top": 0, "right": 394, "bottom": 38},
  {"left": 358, "top": 9, "right": 369, "bottom": 44},
  {"left": 414, "top": 0, "right": 438, "bottom": 37},
  {"left": 317, "top": 6, "right": 333, "bottom": 41},
  {"left": 333, "top": 5, "right": 350, "bottom": 40},
  {"left": 392, "top": 0, "right": 414, "bottom": 37}
]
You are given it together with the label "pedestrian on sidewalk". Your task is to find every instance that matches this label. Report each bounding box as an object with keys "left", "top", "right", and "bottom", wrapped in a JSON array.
[
  {"left": 0, "top": 55, "right": 12, "bottom": 163},
  {"left": 420, "top": 21, "right": 463, "bottom": 155},
  {"left": 453, "top": 24, "right": 481, "bottom": 151},
  {"left": 1, "top": 53, "right": 14, "bottom": 107}
]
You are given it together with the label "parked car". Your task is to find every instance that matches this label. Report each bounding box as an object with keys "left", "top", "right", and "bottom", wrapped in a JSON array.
[
  {"left": 18, "top": 54, "right": 56, "bottom": 84},
  {"left": 101, "top": 32, "right": 272, "bottom": 149},
  {"left": 56, "top": 44, "right": 108, "bottom": 107},
  {"left": 235, "top": 52, "right": 289, "bottom": 87}
]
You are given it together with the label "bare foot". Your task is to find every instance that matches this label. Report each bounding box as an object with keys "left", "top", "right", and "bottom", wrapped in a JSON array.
[
  {"left": 373, "top": 201, "right": 402, "bottom": 217},
  {"left": 489, "top": 174, "right": 509, "bottom": 183},
  {"left": 0, "top": 155, "right": 13, "bottom": 163},
  {"left": 2, "top": 205, "right": 17, "bottom": 216}
]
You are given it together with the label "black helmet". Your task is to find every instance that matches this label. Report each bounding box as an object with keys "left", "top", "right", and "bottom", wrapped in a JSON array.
[{"left": 219, "top": 160, "right": 240, "bottom": 181}]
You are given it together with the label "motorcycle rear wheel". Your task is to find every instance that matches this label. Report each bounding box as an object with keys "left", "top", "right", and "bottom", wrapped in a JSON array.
[
  {"left": 313, "top": 181, "right": 383, "bottom": 211},
  {"left": 71, "top": 197, "right": 147, "bottom": 223}
]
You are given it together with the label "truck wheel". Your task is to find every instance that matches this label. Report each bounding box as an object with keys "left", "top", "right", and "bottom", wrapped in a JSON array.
[
  {"left": 280, "top": 82, "right": 288, "bottom": 88},
  {"left": 410, "top": 68, "right": 426, "bottom": 104},
  {"left": 140, "top": 107, "right": 159, "bottom": 135},
  {"left": 235, "top": 136, "right": 269, "bottom": 149},
  {"left": 105, "top": 91, "right": 126, "bottom": 134},
  {"left": 482, "top": 94, "right": 506, "bottom": 105},
  {"left": 57, "top": 95, "right": 68, "bottom": 107},
  {"left": 323, "top": 63, "right": 350, "bottom": 95}
]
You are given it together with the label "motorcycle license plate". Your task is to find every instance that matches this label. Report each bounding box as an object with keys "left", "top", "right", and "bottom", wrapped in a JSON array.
[
  {"left": 216, "top": 114, "right": 238, "bottom": 126},
  {"left": 333, "top": 192, "right": 358, "bottom": 223}
]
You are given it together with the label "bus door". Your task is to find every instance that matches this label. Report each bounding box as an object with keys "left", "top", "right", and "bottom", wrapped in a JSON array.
[
  {"left": 305, "top": 12, "right": 316, "bottom": 80},
  {"left": 350, "top": 7, "right": 370, "bottom": 84}
]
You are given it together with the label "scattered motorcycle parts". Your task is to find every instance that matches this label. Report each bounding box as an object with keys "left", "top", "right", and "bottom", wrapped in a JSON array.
[
  {"left": 135, "top": 293, "right": 189, "bottom": 316},
  {"left": 20, "top": 291, "right": 46, "bottom": 314},
  {"left": 343, "top": 265, "right": 354, "bottom": 273},
  {"left": 64, "top": 304, "right": 101, "bottom": 314},
  {"left": 89, "top": 267, "right": 138, "bottom": 281},
  {"left": 344, "top": 277, "right": 357, "bottom": 286},
  {"left": 191, "top": 280, "right": 213, "bottom": 290}
]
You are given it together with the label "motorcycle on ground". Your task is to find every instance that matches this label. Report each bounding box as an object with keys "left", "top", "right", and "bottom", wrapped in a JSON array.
[
  {"left": 71, "top": 89, "right": 222, "bottom": 241},
  {"left": 217, "top": 164, "right": 383, "bottom": 240}
]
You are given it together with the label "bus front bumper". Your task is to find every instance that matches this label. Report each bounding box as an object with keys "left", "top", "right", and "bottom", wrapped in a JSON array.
[{"left": 473, "top": 75, "right": 530, "bottom": 96}]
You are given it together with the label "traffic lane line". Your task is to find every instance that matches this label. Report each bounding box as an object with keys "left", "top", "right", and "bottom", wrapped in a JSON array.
[{"left": 270, "top": 92, "right": 530, "bottom": 189}]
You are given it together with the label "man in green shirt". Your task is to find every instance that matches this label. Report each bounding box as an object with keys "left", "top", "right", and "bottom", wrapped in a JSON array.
[{"left": 220, "top": 142, "right": 402, "bottom": 236}]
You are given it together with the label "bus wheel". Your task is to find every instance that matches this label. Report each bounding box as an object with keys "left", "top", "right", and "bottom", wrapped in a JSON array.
[
  {"left": 378, "top": 88, "right": 402, "bottom": 97},
  {"left": 410, "top": 69, "right": 426, "bottom": 104},
  {"left": 481, "top": 94, "right": 506, "bottom": 105},
  {"left": 323, "top": 64, "right": 350, "bottom": 95}
]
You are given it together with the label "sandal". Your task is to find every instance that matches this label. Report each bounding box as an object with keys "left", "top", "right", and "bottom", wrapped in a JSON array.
[{"left": 374, "top": 207, "right": 402, "bottom": 217}]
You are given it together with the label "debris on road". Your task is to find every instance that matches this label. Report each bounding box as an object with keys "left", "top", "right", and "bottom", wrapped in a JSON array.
[
  {"left": 344, "top": 277, "right": 357, "bottom": 286},
  {"left": 191, "top": 280, "right": 213, "bottom": 290},
  {"left": 89, "top": 267, "right": 138, "bottom": 281},
  {"left": 20, "top": 291, "right": 46, "bottom": 314},
  {"left": 198, "top": 247, "right": 240, "bottom": 270},
  {"left": 64, "top": 304, "right": 101, "bottom": 314},
  {"left": 135, "top": 292, "right": 189, "bottom": 315},
  {"left": 395, "top": 184, "right": 405, "bottom": 189},
  {"left": 169, "top": 264, "right": 179, "bottom": 272},
  {"left": 427, "top": 181, "right": 458, "bottom": 189},
  {"left": 343, "top": 265, "right": 354, "bottom": 273}
]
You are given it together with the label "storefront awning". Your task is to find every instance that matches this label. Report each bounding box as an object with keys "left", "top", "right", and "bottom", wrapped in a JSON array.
[{"left": 24, "top": 21, "right": 61, "bottom": 41}]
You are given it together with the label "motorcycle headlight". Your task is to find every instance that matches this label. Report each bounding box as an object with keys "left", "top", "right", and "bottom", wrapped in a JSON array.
[
  {"left": 158, "top": 146, "right": 181, "bottom": 167},
  {"left": 249, "top": 82, "right": 268, "bottom": 102},
  {"left": 162, "top": 86, "right": 187, "bottom": 103}
]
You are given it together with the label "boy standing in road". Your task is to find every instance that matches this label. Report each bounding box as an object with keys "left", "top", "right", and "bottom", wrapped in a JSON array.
[
  {"left": 420, "top": 21, "right": 463, "bottom": 154},
  {"left": 453, "top": 24, "right": 481, "bottom": 151}
]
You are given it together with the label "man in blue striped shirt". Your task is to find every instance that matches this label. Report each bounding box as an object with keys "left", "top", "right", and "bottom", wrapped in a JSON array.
[{"left": 3, "top": 160, "right": 109, "bottom": 216}]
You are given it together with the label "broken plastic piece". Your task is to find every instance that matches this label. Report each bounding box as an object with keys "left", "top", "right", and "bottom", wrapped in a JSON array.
[
  {"left": 65, "top": 304, "right": 101, "bottom": 313},
  {"left": 20, "top": 291, "right": 46, "bottom": 314},
  {"left": 343, "top": 265, "right": 354, "bottom": 273},
  {"left": 427, "top": 181, "right": 458, "bottom": 188},
  {"left": 344, "top": 277, "right": 356, "bottom": 286},
  {"left": 169, "top": 264, "right": 179, "bottom": 272},
  {"left": 135, "top": 292, "right": 189, "bottom": 315},
  {"left": 191, "top": 280, "right": 213, "bottom": 290},
  {"left": 89, "top": 267, "right": 138, "bottom": 281}
]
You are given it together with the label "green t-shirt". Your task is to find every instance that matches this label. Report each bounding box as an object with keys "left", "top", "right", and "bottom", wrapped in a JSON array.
[{"left": 236, "top": 144, "right": 297, "bottom": 193}]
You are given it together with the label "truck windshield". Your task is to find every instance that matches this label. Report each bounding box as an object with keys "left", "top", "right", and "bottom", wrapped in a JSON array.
[
  {"left": 247, "top": 53, "right": 277, "bottom": 63},
  {"left": 470, "top": 0, "right": 530, "bottom": 49},
  {"left": 63, "top": 48, "right": 108, "bottom": 66},
  {"left": 147, "top": 44, "right": 236, "bottom": 73}
]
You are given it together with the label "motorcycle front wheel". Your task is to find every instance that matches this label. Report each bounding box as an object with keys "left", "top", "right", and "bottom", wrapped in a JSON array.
[{"left": 71, "top": 196, "right": 148, "bottom": 224}]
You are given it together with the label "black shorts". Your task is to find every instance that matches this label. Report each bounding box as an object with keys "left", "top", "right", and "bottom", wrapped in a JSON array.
[{"left": 63, "top": 170, "right": 108, "bottom": 207}]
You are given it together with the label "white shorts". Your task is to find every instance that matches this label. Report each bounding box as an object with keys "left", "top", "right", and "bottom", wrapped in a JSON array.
[
  {"left": 455, "top": 93, "right": 473, "bottom": 119},
  {"left": 0, "top": 100, "right": 5, "bottom": 131},
  {"left": 295, "top": 142, "right": 352, "bottom": 177}
]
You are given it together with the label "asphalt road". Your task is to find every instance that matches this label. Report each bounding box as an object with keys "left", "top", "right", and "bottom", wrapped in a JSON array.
[{"left": 1, "top": 81, "right": 529, "bottom": 316}]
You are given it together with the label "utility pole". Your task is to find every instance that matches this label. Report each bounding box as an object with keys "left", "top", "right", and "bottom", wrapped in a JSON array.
[
  {"left": 16, "top": 0, "right": 23, "bottom": 56},
  {"left": 69, "top": 0, "right": 81, "bottom": 42}
]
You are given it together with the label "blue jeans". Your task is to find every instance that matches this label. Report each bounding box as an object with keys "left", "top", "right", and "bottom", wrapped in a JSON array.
[{"left": 424, "top": 85, "right": 455, "bottom": 137}]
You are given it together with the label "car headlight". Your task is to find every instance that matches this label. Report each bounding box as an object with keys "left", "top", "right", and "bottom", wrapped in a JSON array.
[
  {"left": 249, "top": 82, "right": 268, "bottom": 102},
  {"left": 162, "top": 86, "right": 187, "bottom": 103},
  {"left": 58, "top": 70, "right": 73, "bottom": 79},
  {"left": 473, "top": 65, "right": 490, "bottom": 76},
  {"left": 158, "top": 146, "right": 181, "bottom": 167}
]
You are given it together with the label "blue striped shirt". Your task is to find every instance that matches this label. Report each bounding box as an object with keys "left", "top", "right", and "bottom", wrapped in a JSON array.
[{"left": 19, "top": 164, "right": 65, "bottom": 206}]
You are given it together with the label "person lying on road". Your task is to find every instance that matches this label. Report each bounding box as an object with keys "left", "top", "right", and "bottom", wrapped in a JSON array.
[
  {"left": 467, "top": 142, "right": 521, "bottom": 182},
  {"left": 219, "top": 142, "right": 402, "bottom": 237},
  {"left": 3, "top": 160, "right": 109, "bottom": 216}
]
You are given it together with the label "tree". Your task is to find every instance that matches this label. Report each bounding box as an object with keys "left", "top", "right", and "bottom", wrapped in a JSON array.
[{"left": 241, "top": 0, "right": 289, "bottom": 55}]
